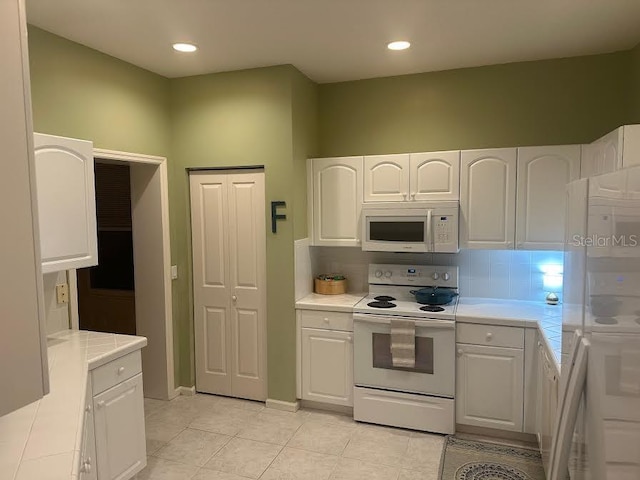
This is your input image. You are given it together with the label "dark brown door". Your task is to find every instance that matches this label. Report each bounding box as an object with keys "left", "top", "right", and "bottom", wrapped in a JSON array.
[{"left": 78, "top": 163, "right": 136, "bottom": 335}]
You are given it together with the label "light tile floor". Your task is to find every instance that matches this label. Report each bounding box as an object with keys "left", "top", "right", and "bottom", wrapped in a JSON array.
[{"left": 136, "top": 394, "right": 444, "bottom": 480}]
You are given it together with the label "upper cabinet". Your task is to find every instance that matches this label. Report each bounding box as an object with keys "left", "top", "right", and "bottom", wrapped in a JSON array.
[
  {"left": 362, "top": 151, "right": 460, "bottom": 202},
  {"left": 516, "top": 145, "right": 581, "bottom": 250},
  {"left": 34, "top": 133, "right": 98, "bottom": 273},
  {"left": 460, "top": 148, "right": 517, "bottom": 249},
  {"left": 410, "top": 151, "right": 460, "bottom": 201},
  {"left": 581, "top": 125, "right": 640, "bottom": 177},
  {"left": 0, "top": 0, "right": 49, "bottom": 416},
  {"left": 363, "top": 154, "right": 410, "bottom": 202},
  {"left": 309, "top": 156, "right": 363, "bottom": 247}
]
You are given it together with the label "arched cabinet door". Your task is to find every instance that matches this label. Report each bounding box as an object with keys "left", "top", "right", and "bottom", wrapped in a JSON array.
[
  {"left": 363, "top": 154, "right": 410, "bottom": 202},
  {"left": 310, "top": 156, "right": 363, "bottom": 246},
  {"left": 410, "top": 151, "right": 460, "bottom": 201},
  {"left": 460, "top": 148, "right": 517, "bottom": 249},
  {"left": 34, "top": 133, "right": 97, "bottom": 273},
  {"left": 516, "top": 145, "right": 581, "bottom": 250}
]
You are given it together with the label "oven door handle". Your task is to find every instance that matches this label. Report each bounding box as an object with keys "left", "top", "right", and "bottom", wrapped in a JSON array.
[
  {"left": 426, "top": 210, "right": 432, "bottom": 252},
  {"left": 353, "top": 314, "right": 455, "bottom": 329}
]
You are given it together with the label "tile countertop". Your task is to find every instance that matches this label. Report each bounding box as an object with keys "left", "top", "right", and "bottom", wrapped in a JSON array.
[
  {"left": 0, "top": 330, "right": 147, "bottom": 480},
  {"left": 295, "top": 292, "right": 367, "bottom": 313},
  {"left": 456, "top": 297, "right": 563, "bottom": 369}
]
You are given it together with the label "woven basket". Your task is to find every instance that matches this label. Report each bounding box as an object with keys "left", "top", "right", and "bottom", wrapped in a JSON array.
[{"left": 314, "top": 277, "right": 347, "bottom": 295}]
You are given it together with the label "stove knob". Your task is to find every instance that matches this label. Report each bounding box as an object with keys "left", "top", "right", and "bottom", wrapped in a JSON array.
[
  {"left": 442, "top": 272, "right": 450, "bottom": 281},
  {"left": 384, "top": 271, "right": 392, "bottom": 278},
  {"left": 431, "top": 272, "right": 439, "bottom": 280},
  {"left": 375, "top": 270, "right": 383, "bottom": 278}
]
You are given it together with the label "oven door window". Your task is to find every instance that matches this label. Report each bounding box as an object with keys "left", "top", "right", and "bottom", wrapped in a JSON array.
[
  {"left": 372, "top": 333, "right": 434, "bottom": 374},
  {"left": 369, "top": 221, "right": 425, "bottom": 242}
]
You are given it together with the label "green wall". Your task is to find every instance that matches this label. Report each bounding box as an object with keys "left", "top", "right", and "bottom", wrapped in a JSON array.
[
  {"left": 28, "top": 27, "right": 171, "bottom": 157},
  {"left": 169, "top": 65, "right": 315, "bottom": 400},
  {"left": 630, "top": 43, "right": 640, "bottom": 123},
  {"left": 318, "top": 52, "right": 632, "bottom": 157},
  {"left": 291, "top": 70, "right": 319, "bottom": 240}
]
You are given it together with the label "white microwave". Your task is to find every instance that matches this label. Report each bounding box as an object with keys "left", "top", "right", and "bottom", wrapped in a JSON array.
[{"left": 361, "top": 202, "right": 459, "bottom": 253}]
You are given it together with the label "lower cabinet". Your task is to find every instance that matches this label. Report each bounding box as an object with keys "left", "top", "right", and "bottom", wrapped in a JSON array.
[
  {"left": 80, "top": 380, "right": 97, "bottom": 480},
  {"left": 296, "top": 308, "right": 354, "bottom": 407},
  {"left": 301, "top": 328, "right": 353, "bottom": 406},
  {"left": 456, "top": 343, "right": 524, "bottom": 431},
  {"left": 80, "top": 351, "right": 146, "bottom": 480},
  {"left": 536, "top": 339, "right": 559, "bottom": 476}
]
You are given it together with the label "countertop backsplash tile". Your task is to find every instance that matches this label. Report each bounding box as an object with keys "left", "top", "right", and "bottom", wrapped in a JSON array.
[{"left": 309, "top": 246, "right": 564, "bottom": 302}]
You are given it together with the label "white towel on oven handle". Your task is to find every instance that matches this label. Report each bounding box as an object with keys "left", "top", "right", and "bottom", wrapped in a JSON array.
[{"left": 390, "top": 318, "right": 416, "bottom": 368}]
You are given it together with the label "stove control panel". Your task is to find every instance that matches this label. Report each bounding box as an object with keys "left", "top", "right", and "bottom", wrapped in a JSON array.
[{"left": 369, "top": 264, "right": 459, "bottom": 288}]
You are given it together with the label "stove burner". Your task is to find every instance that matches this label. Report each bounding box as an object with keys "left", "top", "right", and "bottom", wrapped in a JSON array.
[
  {"left": 594, "top": 317, "right": 618, "bottom": 325},
  {"left": 374, "top": 295, "right": 396, "bottom": 302},
  {"left": 368, "top": 301, "right": 397, "bottom": 309},
  {"left": 420, "top": 305, "right": 445, "bottom": 313}
]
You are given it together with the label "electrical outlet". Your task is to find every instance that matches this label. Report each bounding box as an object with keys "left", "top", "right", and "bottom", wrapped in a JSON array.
[{"left": 56, "top": 283, "right": 69, "bottom": 304}]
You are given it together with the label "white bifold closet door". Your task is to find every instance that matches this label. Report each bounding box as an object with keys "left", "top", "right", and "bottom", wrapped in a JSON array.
[{"left": 189, "top": 170, "right": 267, "bottom": 401}]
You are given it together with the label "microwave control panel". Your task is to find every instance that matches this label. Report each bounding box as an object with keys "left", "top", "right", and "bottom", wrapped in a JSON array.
[{"left": 433, "top": 215, "right": 455, "bottom": 243}]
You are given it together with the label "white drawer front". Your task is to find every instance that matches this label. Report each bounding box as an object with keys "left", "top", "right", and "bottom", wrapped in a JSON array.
[
  {"left": 354, "top": 386, "right": 454, "bottom": 434},
  {"left": 457, "top": 323, "right": 524, "bottom": 348},
  {"left": 92, "top": 350, "right": 142, "bottom": 395},
  {"left": 299, "top": 310, "right": 353, "bottom": 331}
]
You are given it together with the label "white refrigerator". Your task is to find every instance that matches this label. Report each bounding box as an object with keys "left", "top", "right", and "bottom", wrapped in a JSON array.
[{"left": 562, "top": 165, "right": 640, "bottom": 480}]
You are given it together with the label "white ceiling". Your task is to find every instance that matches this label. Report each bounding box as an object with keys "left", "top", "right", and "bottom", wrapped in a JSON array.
[{"left": 26, "top": 0, "right": 640, "bottom": 84}]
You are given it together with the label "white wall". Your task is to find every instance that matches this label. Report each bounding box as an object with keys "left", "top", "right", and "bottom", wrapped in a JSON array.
[
  {"left": 307, "top": 246, "right": 564, "bottom": 302},
  {"left": 42, "top": 271, "right": 70, "bottom": 334}
]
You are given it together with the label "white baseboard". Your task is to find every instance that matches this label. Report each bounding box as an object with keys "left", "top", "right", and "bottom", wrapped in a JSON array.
[
  {"left": 266, "top": 398, "right": 300, "bottom": 412},
  {"left": 175, "top": 386, "right": 196, "bottom": 397}
]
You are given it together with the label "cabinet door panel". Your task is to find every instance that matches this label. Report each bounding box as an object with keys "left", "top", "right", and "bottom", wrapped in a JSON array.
[
  {"left": 516, "top": 145, "right": 580, "bottom": 250},
  {"left": 80, "top": 379, "right": 97, "bottom": 480},
  {"left": 600, "top": 128, "right": 623, "bottom": 174},
  {"left": 93, "top": 374, "right": 146, "bottom": 480},
  {"left": 34, "top": 133, "right": 97, "bottom": 273},
  {"left": 312, "top": 157, "right": 363, "bottom": 246},
  {"left": 460, "top": 149, "right": 517, "bottom": 249},
  {"left": 410, "top": 151, "right": 460, "bottom": 201},
  {"left": 621, "top": 125, "right": 640, "bottom": 168},
  {"left": 364, "top": 154, "right": 410, "bottom": 202},
  {"left": 302, "top": 328, "right": 353, "bottom": 406},
  {"left": 456, "top": 343, "right": 524, "bottom": 431}
]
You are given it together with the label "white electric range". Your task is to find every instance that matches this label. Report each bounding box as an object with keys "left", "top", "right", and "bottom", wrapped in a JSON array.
[{"left": 352, "top": 264, "right": 459, "bottom": 435}]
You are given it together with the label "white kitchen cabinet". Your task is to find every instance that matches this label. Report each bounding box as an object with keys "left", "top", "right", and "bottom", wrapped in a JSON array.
[
  {"left": 460, "top": 148, "right": 517, "bottom": 249},
  {"left": 536, "top": 338, "right": 559, "bottom": 476},
  {"left": 364, "top": 154, "right": 410, "bottom": 202},
  {"left": 410, "top": 150, "right": 460, "bottom": 201},
  {"left": 363, "top": 151, "right": 460, "bottom": 202},
  {"left": 456, "top": 343, "right": 524, "bottom": 432},
  {"left": 34, "top": 133, "right": 98, "bottom": 273},
  {"left": 301, "top": 327, "right": 353, "bottom": 407},
  {"left": 309, "top": 156, "right": 363, "bottom": 246},
  {"left": 516, "top": 145, "right": 581, "bottom": 250},
  {"left": 0, "top": 0, "right": 49, "bottom": 417},
  {"left": 80, "top": 380, "right": 97, "bottom": 480},
  {"left": 581, "top": 125, "right": 640, "bottom": 177},
  {"left": 93, "top": 373, "right": 146, "bottom": 480}
]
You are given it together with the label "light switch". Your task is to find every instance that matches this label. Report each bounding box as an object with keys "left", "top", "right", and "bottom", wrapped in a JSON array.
[
  {"left": 56, "top": 283, "right": 69, "bottom": 304},
  {"left": 171, "top": 265, "right": 178, "bottom": 280}
]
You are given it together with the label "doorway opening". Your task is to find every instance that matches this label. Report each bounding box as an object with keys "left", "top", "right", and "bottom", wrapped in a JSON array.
[
  {"left": 70, "top": 149, "right": 175, "bottom": 400},
  {"left": 78, "top": 162, "right": 136, "bottom": 335}
]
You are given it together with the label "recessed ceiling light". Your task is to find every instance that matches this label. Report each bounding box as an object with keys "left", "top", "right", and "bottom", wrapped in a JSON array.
[
  {"left": 172, "top": 43, "right": 198, "bottom": 53},
  {"left": 387, "top": 41, "right": 411, "bottom": 51}
]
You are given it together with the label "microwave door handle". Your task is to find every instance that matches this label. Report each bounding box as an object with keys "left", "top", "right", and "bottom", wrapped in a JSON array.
[{"left": 426, "top": 210, "right": 432, "bottom": 252}]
